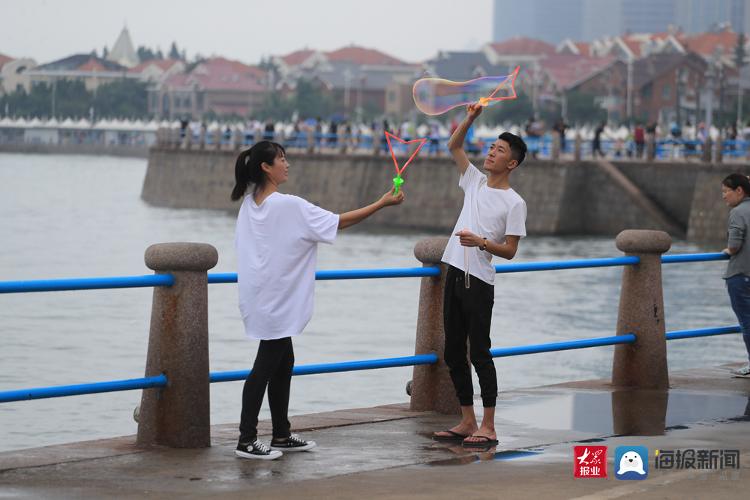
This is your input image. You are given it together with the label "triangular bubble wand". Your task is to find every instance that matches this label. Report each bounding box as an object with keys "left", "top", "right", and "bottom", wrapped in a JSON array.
[
  {"left": 412, "top": 66, "right": 520, "bottom": 116},
  {"left": 384, "top": 131, "right": 427, "bottom": 194}
]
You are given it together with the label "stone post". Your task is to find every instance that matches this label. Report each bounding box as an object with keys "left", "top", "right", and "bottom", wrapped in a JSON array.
[
  {"left": 702, "top": 137, "right": 712, "bottom": 163},
  {"left": 715, "top": 134, "right": 723, "bottom": 164},
  {"left": 611, "top": 389, "right": 667, "bottom": 435},
  {"left": 183, "top": 128, "right": 192, "bottom": 150},
  {"left": 233, "top": 128, "right": 243, "bottom": 151},
  {"left": 551, "top": 132, "right": 560, "bottom": 161},
  {"left": 410, "top": 237, "right": 460, "bottom": 414},
  {"left": 574, "top": 133, "right": 581, "bottom": 161},
  {"left": 137, "top": 242, "right": 218, "bottom": 448},
  {"left": 646, "top": 135, "right": 656, "bottom": 161},
  {"left": 198, "top": 127, "right": 206, "bottom": 150},
  {"left": 612, "top": 230, "right": 671, "bottom": 390},
  {"left": 306, "top": 128, "right": 315, "bottom": 154},
  {"left": 213, "top": 129, "right": 222, "bottom": 150}
]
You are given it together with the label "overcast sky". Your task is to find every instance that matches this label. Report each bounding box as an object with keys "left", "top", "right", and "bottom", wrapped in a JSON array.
[{"left": 1, "top": 0, "right": 493, "bottom": 64}]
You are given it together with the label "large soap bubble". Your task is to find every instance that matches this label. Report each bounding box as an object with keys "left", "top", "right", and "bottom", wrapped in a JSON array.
[{"left": 413, "top": 66, "right": 519, "bottom": 115}]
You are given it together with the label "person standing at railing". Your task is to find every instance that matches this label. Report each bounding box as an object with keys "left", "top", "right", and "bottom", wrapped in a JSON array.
[
  {"left": 432, "top": 103, "right": 527, "bottom": 447},
  {"left": 721, "top": 173, "right": 750, "bottom": 378},
  {"left": 592, "top": 121, "right": 605, "bottom": 158},
  {"left": 230, "top": 140, "right": 405, "bottom": 460}
]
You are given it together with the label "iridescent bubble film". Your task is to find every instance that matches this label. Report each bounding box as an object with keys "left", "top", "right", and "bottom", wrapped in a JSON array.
[{"left": 413, "top": 66, "right": 519, "bottom": 115}]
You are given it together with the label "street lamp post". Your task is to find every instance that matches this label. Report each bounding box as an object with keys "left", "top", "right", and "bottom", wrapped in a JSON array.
[{"left": 626, "top": 57, "right": 633, "bottom": 122}]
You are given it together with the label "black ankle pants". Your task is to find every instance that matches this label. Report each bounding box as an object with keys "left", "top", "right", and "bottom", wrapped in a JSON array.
[
  {"left": 443, "top": 265, "right": 497, "bottom": 408},
  {"left": 239, "top": 337, "right": 294, "bottom": 443}
]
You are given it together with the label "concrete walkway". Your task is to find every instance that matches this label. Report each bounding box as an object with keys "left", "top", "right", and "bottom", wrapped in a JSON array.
[{"left": 1, "top": 365, "right": 749, "bottom": 499}]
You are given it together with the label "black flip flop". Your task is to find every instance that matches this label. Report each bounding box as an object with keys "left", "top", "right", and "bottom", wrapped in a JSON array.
[
  {"left": 462, "top": 435, "right": 499, "bottom": 447},
  {"left": 432, "top": 429, "right": 470, "bottom": 442}
]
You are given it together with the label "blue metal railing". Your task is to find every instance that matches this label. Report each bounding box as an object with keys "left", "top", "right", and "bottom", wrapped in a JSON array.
[
  {"left": 491, "top": 334, "right": 637, "bottom": 357},
  {"left": 0, "top": 375, "right": 167, "bottom": 403},
  {"left": 0, "top": 326, "right": 740, "bottom": 403},
  {"left": 0, "top": 274, "right": 174, "bottom": 294},
  {"left": 0, "top": 253, "right": 729, "bottom": 293},
  {"left": 665, "top": 325, "right": 741, "bottom": 340},
  {"left": 0, "top": 252, "right": 737, "bottom": 403},
  {"left": 209, "top": 353, "right": 439, "bottom": 383}
]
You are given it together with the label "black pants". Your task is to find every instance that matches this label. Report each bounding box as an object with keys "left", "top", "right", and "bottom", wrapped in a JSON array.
[
  {"left": 239, "top": 337, "right": 294, "bottom": 443},
  {"left": 443, "top": 265, "right": 497, "bottom": 407}
]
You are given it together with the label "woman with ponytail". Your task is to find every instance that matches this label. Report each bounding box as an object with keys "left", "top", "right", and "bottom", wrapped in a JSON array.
[
  {"left": 231, "top": 141, "right": 405, "bottom": 460},
  {"left": 722, "top": 173, "right": 750, "bottom": 379}
]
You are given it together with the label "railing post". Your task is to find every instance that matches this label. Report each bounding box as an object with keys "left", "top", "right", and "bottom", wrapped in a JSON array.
[
  {"left": 612, "top": 230, "right": 671, "bottom": 390},
  {"left": 137, "top": 242, "right": 218, "bottom": 448},
  {"left": 410, "top": 237, "right": 460, "bottom": 414},
  {"left": 574, "top": 133, "right": 581, "bottom": 161},
  {"left": 551, "top": 132, "right": 560, "bottom": 161},
  {"left": 702, "top": 137, "right": 712, "bottom": 163},
  {"left": 646, "top": 135, "right": 656, "bottom": 161},
  {"left": 715, "top": 134, "right": 723, "bottom": 164}
]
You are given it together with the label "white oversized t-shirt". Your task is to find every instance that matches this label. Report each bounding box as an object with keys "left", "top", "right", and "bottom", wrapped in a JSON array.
[
  {"left": 442, "top": 163, "right": 527, "bottom": 285},
  {"left": 235, "top": 192, "right": 339, "bottom": 340}
]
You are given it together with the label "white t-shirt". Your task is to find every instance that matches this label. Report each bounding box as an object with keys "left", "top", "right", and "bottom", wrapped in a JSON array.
[
  {"left": 235, "top": 192, "right": 339, "bottom": 340},
  {"left": 442, "top": 163, "right": 527, "bottom": 285}
]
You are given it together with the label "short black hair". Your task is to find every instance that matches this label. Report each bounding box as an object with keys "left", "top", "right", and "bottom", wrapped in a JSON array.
[
  {"left": 723, "top": 173, "right": 750, "bottom": 196},
  {"left": 498, "top": 132, "right": 527, "bottom": 166}
]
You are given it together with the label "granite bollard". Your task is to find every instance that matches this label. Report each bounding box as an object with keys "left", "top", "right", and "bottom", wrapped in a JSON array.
[
  {"left": 410, "top": 237, "right": 460, "bottom": 414},
  {"left": 136, "top": 242, "right": 218, "bottom": 448},
  {"left": 612, "top": 230, "right": 671, "bottom": 390}
]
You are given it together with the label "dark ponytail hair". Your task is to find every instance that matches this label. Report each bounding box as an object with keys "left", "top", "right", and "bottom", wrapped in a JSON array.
[
  {"left": 230, "top": 141, "right": 286, "bottom": 201},
  {"left": 722, "top": 173, "right": 750, "bottom": 197}
]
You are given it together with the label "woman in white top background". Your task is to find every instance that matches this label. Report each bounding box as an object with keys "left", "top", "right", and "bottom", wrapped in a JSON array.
[{"left": 230, "top": 141, "right": 404, "bottom": 460}]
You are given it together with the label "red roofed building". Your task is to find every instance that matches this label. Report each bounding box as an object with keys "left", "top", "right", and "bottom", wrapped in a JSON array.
[
  {"left": 129, "top": 59, "right": 185, "bottom": 83},
  {"left": 326, "top": 45, "right": 406, "bottom": 66},
  {"left": 0, "top": 53, "right": 36, "bottom": 95},
  {"left": 483, "top": 36, "right": 556, "bottom": 66},
  {"left": 149, "top": 57, "right": 268, "bottom": 119},
  {"left": 539, "top": 54, "right": 618, "bottom": 94},
  {"left": 569, "top": 52, "right": 708, "bottom": 123},
  {"left": 556, "top": 40, "right": 592, "bottom": 57},
  {"left": 0, "top": 53, "right": 12, "bottom": 68},
  {"left": 682, "top": 28, "right": 744, "bottom": 67},
  {"left": 270, "top": 45, "right": 418, "bottom": 117},
  {"left": 26, "top": 54, "right": 132, "bottom": 92}
]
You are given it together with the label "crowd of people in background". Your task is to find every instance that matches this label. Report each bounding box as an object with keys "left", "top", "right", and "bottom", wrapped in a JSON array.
[{"left": 174, "top": 114, "right": 750, "bottom": 160}]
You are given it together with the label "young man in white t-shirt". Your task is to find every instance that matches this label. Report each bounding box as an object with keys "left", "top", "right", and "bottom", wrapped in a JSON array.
[{"left": 433, "top": 103, "right": 527, "bottom": 447}]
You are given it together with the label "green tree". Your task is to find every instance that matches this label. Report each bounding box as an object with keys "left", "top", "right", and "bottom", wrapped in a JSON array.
[
  {"left": 735, "top": 32, "right": 746, "bottom": 69},
  {"left": 565, "top": 91, "right": 606, "bottom": 125},
  {"left": 293, "top": 79, "right": 333, "bottom": 119},
  {"left": 257, "top": 91, "right": 294, "bottom": 120},
  {"left": 92, "top": 79, "right": 149, "bottom": 118},
  {"left": 482, "top": 91, "right": 533, "bottom": 125},
  {"left": 169, "top": 42, "right": 181, "bottom": 60},
  {"left": 1, "top": 80, "right": 91, "bottom": 118},
  {"left": 137, "top": 46, "right": 157, "bottom": 62}
]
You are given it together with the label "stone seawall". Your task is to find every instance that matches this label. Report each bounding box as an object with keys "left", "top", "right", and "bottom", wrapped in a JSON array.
[{"left": 142, "top": 147, "right": 745, "bottom": 242}]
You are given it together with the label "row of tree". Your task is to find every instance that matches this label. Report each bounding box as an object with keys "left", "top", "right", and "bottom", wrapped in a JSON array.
[
  {"left": 0, "top": 80, "right": 148, "bottom": 119},
  {"left": 96, "top": 41, "right": 187, "bottom": 63},
  {"left": 12, "top": 76, "right": 745, "bottom": 127}
]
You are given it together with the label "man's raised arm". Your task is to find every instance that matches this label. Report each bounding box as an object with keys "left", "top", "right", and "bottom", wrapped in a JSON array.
[{"left": 447, "top": 103, "right": 483, "bottom": 175}]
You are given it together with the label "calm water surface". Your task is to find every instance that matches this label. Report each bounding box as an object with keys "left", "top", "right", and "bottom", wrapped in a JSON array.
[{"left": 0, "top": 153, "right": 740, "bottom": 452}]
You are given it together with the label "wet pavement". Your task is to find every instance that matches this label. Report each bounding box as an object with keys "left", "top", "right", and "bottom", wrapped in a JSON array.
[{"left": 1, "top": 365, "right": 749, "bottom": 499}]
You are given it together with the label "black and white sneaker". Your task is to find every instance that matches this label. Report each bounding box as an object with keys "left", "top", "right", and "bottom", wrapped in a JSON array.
[
  {"left": 270, "top": 434, "right": 316, "bottom": 452},
  {"left": 731, "top": 364, "right": 750, "bottom": 378},
  {"left": 235, "top": 439, "right": 282, "bottom": 460}
]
